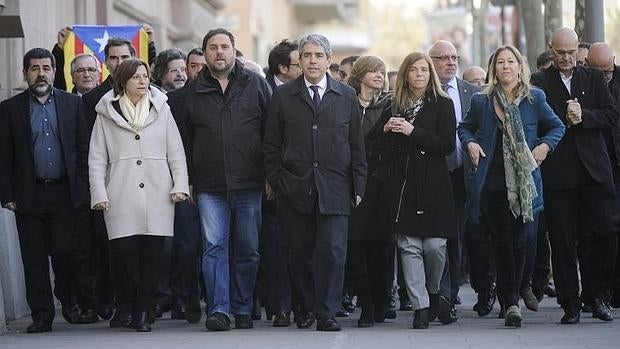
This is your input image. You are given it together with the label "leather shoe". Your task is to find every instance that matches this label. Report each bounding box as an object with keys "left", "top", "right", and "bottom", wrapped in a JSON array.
[
  {"left": 252, "top": 299, "right": 262, "bottom": 321},
  {"left": 335, "top": 307, "right": 350, "bottom": 317},
  {"left": 26, "top": 319, "right": 52, "bottom": 333},
  {"left": 186, "top": 295, "right": 202, "bottom": 323},
  {"left": 109, "top": 309, "right": 132, "bottom": 328},
  {"left": 474, "top": 288, "right": 496, "bottom": 317},
  {"left": 234, "top": 314, "right": 253, "bottom": 329},
  {"left": 412, "top": 308, "right": 429, "bottom": 329},
  {"left": 399, "top": 298, "right": 413, "bottom": 311},
  {"left": 295, "top": 312, "right": 315, "bottom": 329},
  {"left": 384, "top": 308, "right": 397, "bottom": 319},
  {"left": 273, "top": 311, "right": 291, "bottom": 327},
  {"left": 504, "top": 305, "right": 522, "bottom": 328},
  {"left": 373, "top": 304, "right": 387, "bottom": 323},
  {"left": 358, "top": 306, "right": 374, "bottom": 328},
  {"left": 205, "top": 312, "right": 231, "bottom": 331},
  {"left": 77, "top": 309, "right": 99, "bottom": 324},
  {"left": 98, "top": 303, "right": 114, "bottom": 320},
  {"left": 438, "top": 296, "right": 458, "bottom": 325},
  {"left": 611, "top": 289, "right": 620, "bottom": 309},
  {"left": 561, "top": 303, "right": 581, "bottom": 324},
  {"left": 171, "top": 303, "right": 187, "bottom": 320},
  {"left": 520, "top": 287, "right": 539, "bottom": 311},
  {"left": 316, "top": 316, "right": 341, "bottom": 331},
  {"left": 592, "top": 299, "right": 613, "bottom": 321},
  {"left": 543, "top": 284, "right": 556, "bottom": 297},
  {"left": 133, "top": 311, "right": 151, "bottom": 332},
  {"left": 154, "top": 303, "right": 171, "bottom": 318},
  {"left": 61, "top": 304, "right": 81, "bottom": 324}
]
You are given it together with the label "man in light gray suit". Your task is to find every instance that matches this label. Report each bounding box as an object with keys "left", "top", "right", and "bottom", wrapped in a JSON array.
[{"left": 429, "top": 40, "right": 487, "bottom": 322}]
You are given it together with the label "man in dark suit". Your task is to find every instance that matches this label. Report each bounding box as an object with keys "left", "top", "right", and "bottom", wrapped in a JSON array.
[
  {"left": 531, "top": 28, "right": 618, "bottom": 324},
  {"left": 586, "top": 42, "right": 620, "bottom": 308},
  {"left": 429, "top": 40, "right": 483, "bottom": 321},
  {"left": 0, "top": 48, "right": 94, "bottom": 333},
  {"left": 263, "top": 33, "right": 367, "bottom": 331}
]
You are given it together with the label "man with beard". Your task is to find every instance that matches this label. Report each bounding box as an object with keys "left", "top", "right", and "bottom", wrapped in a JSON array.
[
  {"left": 174, "top": 28, "right": 272, "bottom": 331},
  {"left": 152, "top": 48, "right": 188, "bottom": 92},
  {"left": 0, "top": 48, "right": 92, "bottom": 333}
]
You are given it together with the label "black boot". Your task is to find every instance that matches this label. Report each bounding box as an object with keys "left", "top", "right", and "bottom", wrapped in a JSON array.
[
  {"left": 413, "top": 308, "right": 429, "bottom": 329},
  {"left": 133, "top": 311, "right": 151, "bottom": 332}
]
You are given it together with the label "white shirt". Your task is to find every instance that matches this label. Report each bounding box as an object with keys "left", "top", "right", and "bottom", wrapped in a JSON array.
[
  {"left": 444, "top": 77, "right": 463, "bottom": 169},
  {"left": 305, "top": 74, "right": 327, "bottom": 100},
  {"left": 274, "top": 75, "right": 286, "bottom": 87},
  {"left": 560, "top": 71, "right": 572, "bottom": 94}
]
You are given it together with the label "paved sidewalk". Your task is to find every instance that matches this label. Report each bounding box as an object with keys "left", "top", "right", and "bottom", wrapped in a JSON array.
[{"left": 1, "top": 285, "right": 618, "bottom": 349}]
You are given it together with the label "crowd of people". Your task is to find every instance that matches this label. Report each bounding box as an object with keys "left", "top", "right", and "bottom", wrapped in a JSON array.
[{"left": 1, "top": 25, "right": 619, "bottom": 334}]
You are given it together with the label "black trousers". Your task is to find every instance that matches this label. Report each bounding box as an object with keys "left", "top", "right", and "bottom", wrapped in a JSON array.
[
  {"left": 278, "top": 199, "right": 347, "bottom": 318},
  {"left": 440, "top": 167, "right": 466, "bottom": 303},
  {"left": 109, "top": 235, "right": 172, "bottom": 312},
  {"left": 72, "top": 204, "right": 99, "bottom": 310},
  {"left": 613, "top": 183, "right": 620, "bottom": 295},
  {"left": 170, "top": 201, "right": 202, "bottom": 306},
  {"left": 91, "top": 210, "right": 113, "bottom": 306},
  {"left": 14, "top": 182, "right": 79, "bottom": 322},
  {"left": 532, "top": 216, "right": 552, "bottom": 291},
  {"left": 544, "top": 177, "right": 616, "bottom": 306},
  {"left": 465, "top": 222, "right": 496, "bottom": 294},
  {"left": 481, "top": 190, "right": 527, "bottom": 307},
  {"left": 348, "top": 239, "right": 391, "bottom": 311},
  {"left": 258, "top": 197, "right": 293, "bottom": 313}
]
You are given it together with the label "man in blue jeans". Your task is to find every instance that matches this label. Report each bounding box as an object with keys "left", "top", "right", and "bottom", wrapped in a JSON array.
[{"left": 174, "top": 28, "right": 272, "bottom": 331}]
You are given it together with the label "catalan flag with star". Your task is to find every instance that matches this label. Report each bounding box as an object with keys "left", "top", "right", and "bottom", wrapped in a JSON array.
[{"left": 62, "top": 25, "right": 149, "bottom": 92}]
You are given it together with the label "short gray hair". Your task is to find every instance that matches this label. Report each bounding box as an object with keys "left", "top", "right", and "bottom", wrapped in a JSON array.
[
  {"left": 299, "top": 34, "right": 331, "bottom": 59},
  {"left": 70, "top": 53, "right": 100, "bottom": 72}
]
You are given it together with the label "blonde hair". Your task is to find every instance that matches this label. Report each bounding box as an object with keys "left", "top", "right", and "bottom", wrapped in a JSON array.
[
  {"left": 394, "top": 52, "right": 447, "bottom": 112},
  {"left": 485, "top": 45, "right": 532, "bottom": 101},
  {"left": 348, "top": 55, "right": 387, "bottom": 95}
]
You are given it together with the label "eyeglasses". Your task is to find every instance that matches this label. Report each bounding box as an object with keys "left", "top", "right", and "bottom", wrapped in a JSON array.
[
  {"left": 73, "top": 67, "right": 98, "bottom": 74},
  {"left": 551, "top": 47, "right": 577, "bottom": 57},
  {"left": 167, "top": 67, "right": 187, "bottom": 74},
  {"left": 431, "top": 55, "right": 460, "bottom": 62}
]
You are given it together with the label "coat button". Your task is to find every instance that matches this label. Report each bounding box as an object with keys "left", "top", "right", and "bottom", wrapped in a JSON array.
[
  {"left": 139, "top": 183, "right": 144, "bottom": 188},
  {"left": 136, "top": 160, "right": 142, "bottom": 165},
  {"left": 135, "top": 134, "right": 140, "bottom": 140},
  {"left": 313, "top": 162, "right": 318, "bottom": 167},
  {"left": 312, "top": 125, "right": 317, "bottom": 130}
]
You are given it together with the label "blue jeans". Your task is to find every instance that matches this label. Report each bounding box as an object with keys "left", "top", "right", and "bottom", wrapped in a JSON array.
[{"left": 197, "top": 190, "right": 262, "bottom": 316}]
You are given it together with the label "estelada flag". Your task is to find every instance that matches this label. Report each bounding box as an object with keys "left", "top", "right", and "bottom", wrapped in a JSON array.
[{"left": 62, "top": 25, "right": 149, "bottom": 92}]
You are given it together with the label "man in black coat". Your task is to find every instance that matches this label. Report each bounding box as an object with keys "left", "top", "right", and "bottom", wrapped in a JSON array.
[
  {"left": 587, "top": 42, "right": 620, "bottom": 308},
  {"left": 263, "top": 33, "right": 367, "bottom": 331},
  {"left": 0, "top": 48, "right": 94, "bottom": 332},
  {"left": 531, "top": 28, "right": 618, "bottom": 324}
]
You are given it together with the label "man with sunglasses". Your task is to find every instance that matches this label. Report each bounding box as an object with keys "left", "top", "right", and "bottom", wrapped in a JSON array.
[{"left": 531, "top": 27, "right": 618, "bottom": 324}]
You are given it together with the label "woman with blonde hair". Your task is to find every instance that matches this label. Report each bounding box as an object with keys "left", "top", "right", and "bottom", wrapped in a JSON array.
[
  {"left": 372, "top": 52, "right": 456, "bottom": 329},
  {"left": 458, "top": 45, "right": 564, "bottom": 327}
]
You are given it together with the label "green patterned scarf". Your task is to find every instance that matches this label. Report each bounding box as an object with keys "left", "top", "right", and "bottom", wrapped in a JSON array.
[{"left": 494, "top": 89, "right": 538, "bottom": 223}]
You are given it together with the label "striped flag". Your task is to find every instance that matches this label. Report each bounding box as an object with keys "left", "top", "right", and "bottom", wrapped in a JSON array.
[{"left": 62, "top": 25, "right": 149, "bottom": 92}]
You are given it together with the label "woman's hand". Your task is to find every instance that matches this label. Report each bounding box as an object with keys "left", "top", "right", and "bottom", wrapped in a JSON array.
[
  {"left": 384, "top": 117, "right": 414, "bottom": 136},
  {"left": 467, "top": 142, "right": 486, "bottom": 167},
  {"left": 171, "top": 192, "right": 188, "bottom": 203},
  {"left": 532, "top": 143, "right": 550, "bottom": 166},
  {"left": 93, "top": 202, "right": 109, "bottom": 211}
]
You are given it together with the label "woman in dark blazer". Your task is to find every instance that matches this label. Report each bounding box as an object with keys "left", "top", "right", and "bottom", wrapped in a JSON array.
[
  {"left": 346, "top": 55, "right": 392, "bottom": 327},
  {"left": 458, "top": 45, "right": 564, "bottom": 328},
  {"left": 373, "top": 52, "right": 456, "bottom": 329}
]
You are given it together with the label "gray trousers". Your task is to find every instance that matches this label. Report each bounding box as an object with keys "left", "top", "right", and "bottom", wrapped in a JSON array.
[{"left": 396, "top": 234, "right": 447, "bottom": 310}]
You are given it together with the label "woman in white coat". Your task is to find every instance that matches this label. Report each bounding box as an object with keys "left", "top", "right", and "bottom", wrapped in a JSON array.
[{"left": 89, "top": 59, "right": 189, "bottom": 332}]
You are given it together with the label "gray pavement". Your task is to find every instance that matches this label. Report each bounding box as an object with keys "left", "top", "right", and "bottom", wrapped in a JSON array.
[{"left": 1, "top": 285, "right": 618, "bottom": 349}]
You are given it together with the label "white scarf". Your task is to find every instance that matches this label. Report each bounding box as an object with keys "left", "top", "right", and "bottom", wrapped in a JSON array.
[{"left": 119, "top": 91, "right": 151, "bottom": 129}]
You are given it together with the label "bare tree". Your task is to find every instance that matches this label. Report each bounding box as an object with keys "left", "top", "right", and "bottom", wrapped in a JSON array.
[
  {"left": 543, "top": 0, "right": 562, "bottom": 44},
  {"left": 519, "top": 0, "right": 545, "bottom": 72},
  {"left": 575, "top": 0, "right": 586, "bottom": 40}
]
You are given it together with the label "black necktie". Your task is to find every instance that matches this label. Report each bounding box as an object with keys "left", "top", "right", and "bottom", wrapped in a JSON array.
[{"left": 310, "top": 85, "right": 321, "bottom": 108}]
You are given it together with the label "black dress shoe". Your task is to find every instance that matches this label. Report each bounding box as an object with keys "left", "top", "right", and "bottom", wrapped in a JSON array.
[
  {"left": 171, "top": 303, "right": 187, "bottom": 320},
  {"left": 543, "top": 284, "right": 556, "bottom": 297},
  {"left": 205, "top": 312, "right": 231, "bottom": 331},
  {"left": 77, "top": 309, "right": 99, "bottom": 324},
  {"left": 154, "top": 303, "right": 171, "bottom": 318},
  {"left": 133, "top": 311, "right": 151, "bottom": 332},
  {"left": 273, "top": 311, "right": 291, "bottom": 327},
  {"left": 186, "top": 296, "right": 202, "bottom": 323},
  {"left": 26, "top": 319, "right": 52, "bottom": 333},
  {"left": 98, "top": 303, "right": 114, "bottom": 320},
  {"left": 438, "top": 296, "right": 458, "bottom": 325},
  {"left": 475, "top": 289, "right": 496, "bottom": 317},
  {"left": 532, "top": 286, "right": 544, "bottom": 303},
  {"left": 454, "top": 296, "right": 462, "bottom": 305},
  {"left": 234, "top": 314, "right": 253, "bottom": 329},
  {"left": 335, "top": 306, "right": 350, "bottom": 317},
  {"left": 561, "top": 304, "right": 581, "bottom": 324},
  {"left": 295, "top": 312, "right": 315, "bottom": 329},
  {"left": 251, "top": 299, "right": 262, "bottom": 320},
  {"left": 399, "top": 298, "right": 413, "bottom": 311},
  {"left": 592, "top": 299, "right": 613, "bottom": 321},
  {"left": 62, "top": 304, "right": 81, "bottom": 324},
  {"left": 109, "top": 309, "right": 132, "bottom": 328},
  {"left": 413, "top": 308, "right": 429, "bottom": 329},
  {"left": 316, "top": 317, "right": 341, "bottom": 331},
  {"left": 384, "top": 308, "right": 397, "bottom": 320},
  {"left": 373, "top": 304, "right": 387, "bottom": 323},
  {"left": 358, "top": 306, "right": 374, "bottom": 328}
]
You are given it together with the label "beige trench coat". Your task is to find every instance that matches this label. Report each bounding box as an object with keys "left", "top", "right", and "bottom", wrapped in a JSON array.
[{"left": 89, "top": 86, "right": 189, "bottom": 240}]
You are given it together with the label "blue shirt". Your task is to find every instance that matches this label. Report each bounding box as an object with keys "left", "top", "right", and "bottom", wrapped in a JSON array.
[{"left": 30, "top": 91, "right": 65, "bottom": 179}]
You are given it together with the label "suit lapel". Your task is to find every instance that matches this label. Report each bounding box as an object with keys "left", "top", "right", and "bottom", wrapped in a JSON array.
[{"left": 456, "top": 79, "right": 470, "bottom": 119}]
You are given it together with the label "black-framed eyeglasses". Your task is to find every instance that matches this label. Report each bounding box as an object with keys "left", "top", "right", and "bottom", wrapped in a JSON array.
[
  {"left": 73, "top": 67, "right": 98, "bottom": 74},
  {"left": 430, "top": 55, "right": 460, "bottom": 62},
  {"left": 550, "top": 47, "right": 577, "bottom": 57}
]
